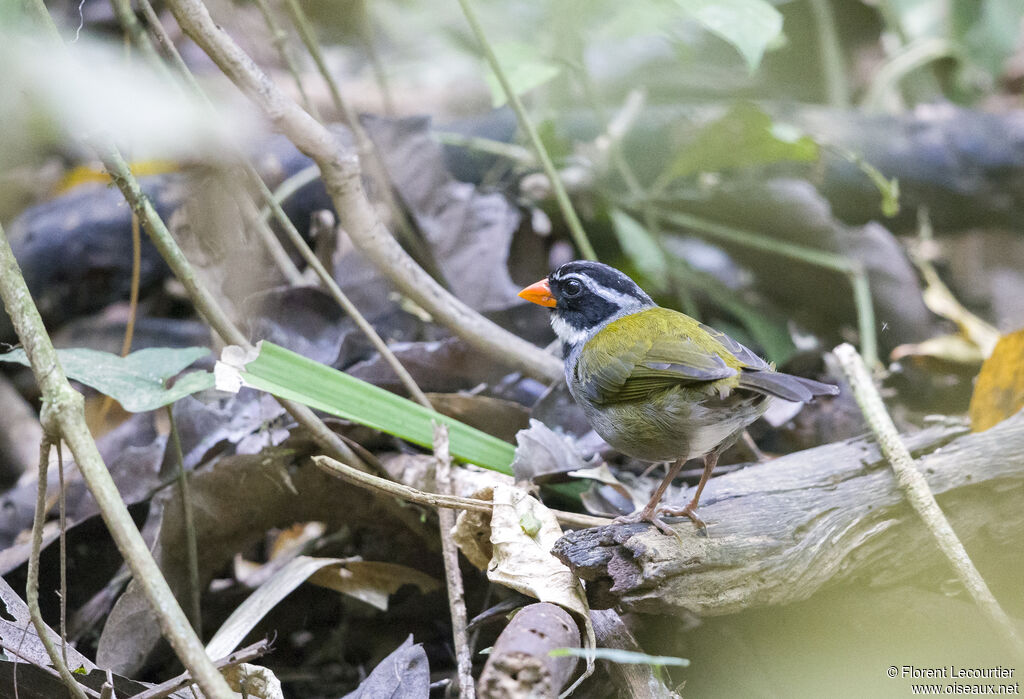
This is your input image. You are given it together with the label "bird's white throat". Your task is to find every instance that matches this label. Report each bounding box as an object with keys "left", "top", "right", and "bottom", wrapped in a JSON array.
[{"left": 550, "top": 313, "right": 591, "bottom": 347}]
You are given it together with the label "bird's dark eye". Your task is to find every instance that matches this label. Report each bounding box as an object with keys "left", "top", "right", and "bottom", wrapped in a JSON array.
[{"left": 563, "top": 278, "right": 583, "bottom": 297}]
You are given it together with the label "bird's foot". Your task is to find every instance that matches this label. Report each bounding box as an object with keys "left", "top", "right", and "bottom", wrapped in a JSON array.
[
  {"left": 613, "top": 503, "right": 707, "bottom": 538},
  {"left": 658, "top": 503, "right": 708, "bottom": 537}
]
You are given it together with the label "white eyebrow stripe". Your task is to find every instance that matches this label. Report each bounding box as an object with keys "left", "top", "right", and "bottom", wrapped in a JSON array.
[{"left": 582, "top": 276, "right": 645, "bottom": 310}]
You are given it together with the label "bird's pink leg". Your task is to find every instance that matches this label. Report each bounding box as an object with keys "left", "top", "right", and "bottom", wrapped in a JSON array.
[
  {"left": 613, "top": 457, "right": 688, "bottom": 536},
  {"left": 658, "top": 450, "right": 720, "bottom": 535}
]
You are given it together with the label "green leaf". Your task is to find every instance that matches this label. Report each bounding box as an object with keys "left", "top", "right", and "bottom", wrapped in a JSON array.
[
  {"left": 665, "top": 102, "right": 819, "bottom": 181},
  {"left": 675, "top": 0, "right": 783, "bottom": 71},
  {"left": 610, "top": 209, "right": 669, "bottom": 288},
  {"left": 549, "top": 646, "right": 690, "bottom": 667},
  {"left": 0, "top": 347, "right": 212, "bottom": 412},
  {"left": 485, "top": 41, "right": 562, "bottom": 107},
  {"left": 222, "top": 341, "right": 515, "bottom": 474}
]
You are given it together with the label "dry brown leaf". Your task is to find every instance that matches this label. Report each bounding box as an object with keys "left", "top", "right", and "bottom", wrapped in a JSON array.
[
  {"left": 207, "top": 556, "right": 439, "bottom": 660},
  {"left": 452, "top": 486, "right": 494, "bottom": 570},
  {"left": 890, "top": 334, "right": 987, "bottom": 366},
  {"left": 486, "top": 483, "right": 595, "bottom": 685},
  {"left": 206, "top": 556, "right": 352, "bottom": 659},
  {"left": 223, "top": 663, "right": 284, "bottom": 699},
  {"left": 307, "top": 560, "right": 440, "bottom": 611},
  {"left": 918, "top": 264, "right": 1000, "bottom": 356},
  {"left": 968, "top": 329, "right": 1024, "bottom": 432}
]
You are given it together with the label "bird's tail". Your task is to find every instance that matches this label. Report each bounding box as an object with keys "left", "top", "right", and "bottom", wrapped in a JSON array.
[{"left": 738, "top": 371, "right": 839, "bottom": 403}]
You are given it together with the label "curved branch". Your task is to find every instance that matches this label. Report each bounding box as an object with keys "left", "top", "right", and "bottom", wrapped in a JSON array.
[{"left": 164, "top": 0, "right": 563, "bottom": 383}]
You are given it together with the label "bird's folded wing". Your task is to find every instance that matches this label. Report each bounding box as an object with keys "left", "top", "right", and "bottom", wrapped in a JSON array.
[
  {"left": 576, "top": 334, "right": 737, "bottom": 405},
  {"left": 698, "top": 323, "right": 772, "bottom": 371}
]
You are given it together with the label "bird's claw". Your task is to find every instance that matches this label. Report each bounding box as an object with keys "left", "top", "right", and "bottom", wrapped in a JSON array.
[
  {"left": 613, "top": 504, "right": 707, "bottom": 538},
  {"left": 659, "top": 504, "right": 708, "bottom": 537}
]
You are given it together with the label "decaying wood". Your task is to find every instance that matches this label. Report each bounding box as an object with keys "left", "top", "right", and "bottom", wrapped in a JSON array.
[
  {"left": 478, "top": 603, "right": 579, "bottom": 699},
  {"left": 589, "top": 610, "right": 680, "bottom": 699},
  {"left": 553, "top": 413, "right": 1024, "bottom": 618}
]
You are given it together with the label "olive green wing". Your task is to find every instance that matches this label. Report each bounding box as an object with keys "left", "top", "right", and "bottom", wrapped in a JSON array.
[{"left": 575, "top": 331, "right": 737, "bottom": 405}]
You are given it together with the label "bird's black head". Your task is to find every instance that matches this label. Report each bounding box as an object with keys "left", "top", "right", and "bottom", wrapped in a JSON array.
[{"left": 519, "top": 261, "right": 654, "bottom": 349}]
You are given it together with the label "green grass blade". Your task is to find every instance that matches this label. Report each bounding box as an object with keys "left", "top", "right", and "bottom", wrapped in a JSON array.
[{"left": 236, "top": 341, "right": 515, "bottom": 474}]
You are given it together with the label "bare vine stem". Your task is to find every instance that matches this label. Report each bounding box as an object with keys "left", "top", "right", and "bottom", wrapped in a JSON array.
[
  {"left": 163, "top": 0, "right": 562, "bottom": 382},
  {"left": 251, "top": 0, "right": 320, "bottom": 119},
  {"left": 312, "top": 454, "right": 609, "bottom": 530},
  {"left": 454, "top": 0, "right": 596, "bottom": 261},
  {"left": 834, "top": 343, "right": 1024, "bottom": 659},
  {"left": 27, "top": 437, "right": 87, "bottom": 699},
  {"left": 0, "top": 219, "right": 232, "bottom": 697},
  {"left": 432, "top": 425, "right": 475, "bottom": 697},
  {"left": 280, "top": 0, "right": 448, "bottom": 285}
]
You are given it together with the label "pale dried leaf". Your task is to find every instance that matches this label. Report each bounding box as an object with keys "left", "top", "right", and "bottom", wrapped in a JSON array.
[
  {"left": 487, "top": 484, "right": 595, "bottom": 666},
  {"left": 307, "top": 560, "right": 440, "bottom": 611},
  {"left": 914, "top": 252, "right": 1000, "bottom": 356},
  {"left": 206, "top": 556, "right": 350, "bottom": 659},
  {"left": 891, "top": 334, "right": 987, "bottom": 365},
  {"left": 223, "top": 663, "right": 284, "bottom": 699},
  {"left": 452, "top": 486, "right": 494, "bottom": 570}
]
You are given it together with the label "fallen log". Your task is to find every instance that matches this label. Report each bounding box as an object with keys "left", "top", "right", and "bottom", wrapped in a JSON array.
[{"left": 552, "top": 413, "right": 1024, "bottom": 618}]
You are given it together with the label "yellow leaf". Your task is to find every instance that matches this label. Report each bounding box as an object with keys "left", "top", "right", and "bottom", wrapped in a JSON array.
[{"left": 968, "top": 329, "right": 1024, "bottom": 432}]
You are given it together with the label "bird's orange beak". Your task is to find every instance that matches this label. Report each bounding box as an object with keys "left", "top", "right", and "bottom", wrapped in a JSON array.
[{"left": 518, "top": 278, "right": 556, "bottom": 307}]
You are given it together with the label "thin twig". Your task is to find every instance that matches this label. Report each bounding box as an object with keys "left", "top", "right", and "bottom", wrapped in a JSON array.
[
  {"left": 133, "top": 0, "right": 195, "bottom": 89},
  {"left": 432, "top": 424, "right": 475, "bottom": 697},
  {"left": 129, "top": 639, "right": 273, "bottom": 699},
  {"left": 57, "top": 444, "right": 68, "bottom": 669},
  {"left": 432, "top": 132, "right": 535, "bottom": 164},
  {"left": 26, "top": 436, "right": 87, "bottom": 699},
  {"left": 237, "top": 179, "right": 306, "bottom": 285},
  {"left": 279, "top": 0, "right": 448, "bottom": 286},
  {"left": 312, "top": 454, "right": 609, "bottom": 530},
  {"left": 0, "top": 221, "right": 234, "bottom": 699},
  {"left": 258, "top": 164, "right": 320, "bottom": 225},
  {"left": 251, "top": 0, "right": 320, "bottom": 119},
  {"left": 97, "top": 211, "right": 143, "bottom": 423},
  {"left": 651, "top": 207, "right": 878, "bottom": 367},
  {"left": 455, "top": 0, "right": 596, "bottom": 261},
  {"left": 278, "top": 0, "right": 343, "bottom": 117},
  {"left": 833, "top": 343, "right": 1024, "bottom": 659},
  {"left": 809, "top": 0, "right": 850, "bottom": 109},
  {"left": 128, "top": 0, "right": 307, "bottom": 288},
  {"left": 167, "top": 406, "right": 202, "bottom": 632},
  {"left": 861, "top": 37, "right": 958, "bottom": 112},
  {"left": 164, "top": 0, "right": 563, "bottom": 381},
  {"left": 107, "top": 0, "right": 167, "bottom": 70},
  {"left": 2, "top": 643, "right": 102, "bottom": 699},
  {"left": 357, "top": 17, "right": 395, "bottom": 115},
  {"left": 243, "top": 169, "right": 434, "bottom": 409}
]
